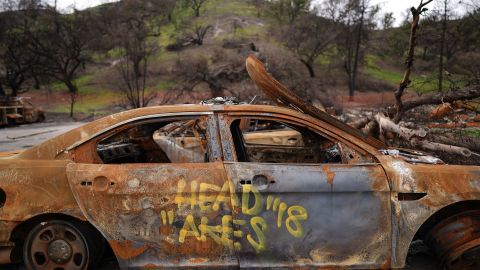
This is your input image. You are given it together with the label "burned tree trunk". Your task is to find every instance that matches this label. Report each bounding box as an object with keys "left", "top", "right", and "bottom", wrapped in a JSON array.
[
  {"left": 300, "top": 59, "right": 315, "bottom": 78},
  {"left": 393, "top": 0, "right": 434, "bottom": 123},
  {"left": 350, "top": 0, "right": 366, "bottom": 99}
]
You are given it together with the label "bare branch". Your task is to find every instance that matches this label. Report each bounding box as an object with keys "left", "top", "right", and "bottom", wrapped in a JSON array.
[{"left": 393, "top": 0, "right": 434, "bottom": 122}]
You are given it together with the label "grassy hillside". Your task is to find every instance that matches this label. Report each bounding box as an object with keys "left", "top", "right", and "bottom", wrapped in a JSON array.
[{"left": 29, "top": 0, "right": 448, "bottom": 115}]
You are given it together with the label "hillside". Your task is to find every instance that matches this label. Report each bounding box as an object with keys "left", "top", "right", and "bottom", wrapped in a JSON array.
[
  {"left": 2, "top": 0, "right": 475, "bottom": 123},
  {"left": 13, "top": 0, "right": 411, "bottom": 118}
]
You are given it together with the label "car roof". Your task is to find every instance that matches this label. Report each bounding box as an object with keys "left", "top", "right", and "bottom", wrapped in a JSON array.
[{"left": 17, "top": 104, "right": 383, "bottom": 159}]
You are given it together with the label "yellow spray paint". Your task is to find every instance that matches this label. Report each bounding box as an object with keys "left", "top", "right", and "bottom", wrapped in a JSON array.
[
  {"left": 285, "top": 205, "right": 308, "bottom": 238},
  {"left": 247, "top": 216, "right": 267, "bottom": 253},
  {"left": 241, "top": 184, "right": 263, "bottom": 216},
  {"left": 173, "top": 179, "right": 309, "bottom": 252}
]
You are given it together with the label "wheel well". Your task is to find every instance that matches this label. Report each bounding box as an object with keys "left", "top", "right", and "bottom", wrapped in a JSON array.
[
  {"left": 8, "top": 213, "right": 113, "bottom": 264},
  {"left": 414, "top": 200, "right": 480, "bottom": 241}
]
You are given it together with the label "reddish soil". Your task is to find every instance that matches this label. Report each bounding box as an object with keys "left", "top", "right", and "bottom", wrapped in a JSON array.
[
  {"left": 332, "top": 91, "right": 418, "bottom": 108},
  {"left": 19, "top": 89, "right": 72, "bottom": 110}
]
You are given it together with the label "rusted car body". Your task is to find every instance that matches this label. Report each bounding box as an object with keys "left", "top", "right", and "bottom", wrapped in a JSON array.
[
  {"left": 0, "top": 103, "right": 479, "bottom": 270},
  {"left": 0, "top": 97, "right": 45, "bottom": 126}
]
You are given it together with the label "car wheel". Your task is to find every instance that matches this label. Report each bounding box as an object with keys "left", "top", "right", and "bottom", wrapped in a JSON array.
[
  {"left": 426, "top": 210, "right": 480, "bottom": 270},
  {"left": 23, "top": 220, "right": 95, "bottom": 270}
]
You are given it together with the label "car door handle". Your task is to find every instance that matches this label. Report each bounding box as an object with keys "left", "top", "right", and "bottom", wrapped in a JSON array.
[
  {"left": 252, "top": 174, "right": 269, "bottom": 186},
  {"left": 239, "top": 175, "right": 274, "bottom": 186},
  {"left": 81, "top": 176, "right": 114, "bottom": 192}
]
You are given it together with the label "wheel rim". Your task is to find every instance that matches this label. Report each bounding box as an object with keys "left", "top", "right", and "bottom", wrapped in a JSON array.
[
  {"left": 25, "top": 222, "right": 89, "bottom": 270},
  {"left": 447, "top": 240, "right": 480, "bottom": 270},
  {"left": 426, "top": 210, "right": 480, "bottom": 270}
]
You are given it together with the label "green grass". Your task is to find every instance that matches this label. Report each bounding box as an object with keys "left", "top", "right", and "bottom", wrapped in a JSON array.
[
  {"left": 154, "top": 48, "right": 177, "bottom": 63},
  {"left": 461, "top": 128, "right": 480, "bottom": 138},
  {"left": 365, "top": 54, "right": 403, "bottom": 84},
  {"left": 205, "top": 0, "right": 257, "bottom": 17},
  {"left": 50, "top": 90, "right": 119, "bottom": 114},
  {"left": 365, "top": 54, "right": 444, "bottom": 93},
  {"left": 48, "top": 74, "right": 99, "bottom": 95},
  {"left": 158, "top": 24, "right": 178, "bottom": 47}
]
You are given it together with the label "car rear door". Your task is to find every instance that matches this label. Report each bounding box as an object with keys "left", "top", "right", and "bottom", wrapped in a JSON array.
[
  {"left": 66, "top": 113, "right": 238, "bottom": 269},
  {"left": 217, "top": 111, "right": 392, "bottom": 269}
]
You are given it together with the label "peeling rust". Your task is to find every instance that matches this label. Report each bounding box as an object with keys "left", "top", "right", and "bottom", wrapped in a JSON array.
[
  {"left": 109, "top": 240, "right": 149, "bottom": 260},
  {"left": 322, "top": 165, "right": 336, "bottom": 186}
]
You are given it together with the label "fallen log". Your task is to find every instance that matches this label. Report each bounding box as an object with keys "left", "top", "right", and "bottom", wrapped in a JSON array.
[
  {"left": 374, "top": 113, "right": 427, "bottom": 140},
  {"left": 374, "top": 113, "right": 475, "bottom": 157},
  {"left": 402, "top": 85, "right": 480, "bottom": 112},
  {"left": 427, "top": 134, "right": 480, "bottom": 153},
  {"left": 412, "top": 139, "right": 472, "bottom": 157}
]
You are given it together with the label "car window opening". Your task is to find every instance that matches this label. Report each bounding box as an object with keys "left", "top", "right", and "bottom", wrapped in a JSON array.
[
  {"left": 96, "top": 119, "right": 209, "bottom": 164},
  {"left": 230, "top": 118, "right": 342, "bottom": 164}
]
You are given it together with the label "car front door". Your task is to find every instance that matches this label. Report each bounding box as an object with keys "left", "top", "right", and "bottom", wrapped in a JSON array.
[
  {"left": 218, "top": 111, "right": 392, "bottom": 269},
  {"left": 66, "top": 113, "right": 238, "bottom": 269}
]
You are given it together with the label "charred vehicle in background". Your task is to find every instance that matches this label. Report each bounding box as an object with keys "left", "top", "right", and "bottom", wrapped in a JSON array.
[
  {"left": 0, "top": 57, "right": 479, "bottom": 270},
  {"left": 0, "top": 97, "right": 45, "bottom": 126}
]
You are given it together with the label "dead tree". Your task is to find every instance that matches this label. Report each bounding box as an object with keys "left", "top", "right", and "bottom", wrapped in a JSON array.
[
  {"left": 107, "top": 0, "right": 171, "bottom": 108},
  {"left": 185, "top": 24, "right": 212, "bottom": 46},
  {"left": 350, "top": 0, "right": 366, "bottom": 98},
  {"left": 26, "top": 7, "right": 92, "bottom": 117},
  {"left": 0, "top": 0, "right": 39, "bottom": 97},
  {"left": 438, "top": 0, "right": 449, "bottom": 92},
  {"left": 393, "top": 0, "right": 434, "bottom": 123},
  {"left": 281, "top": 13, "right": 338, "bottom": 78},
  {"left": 188, "top": 0, "right": 207, "bottom": 17}
]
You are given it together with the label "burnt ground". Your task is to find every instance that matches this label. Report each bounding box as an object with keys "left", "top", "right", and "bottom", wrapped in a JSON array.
[{"left": 0, "top": 121, "right": 440, "bottom": 269}]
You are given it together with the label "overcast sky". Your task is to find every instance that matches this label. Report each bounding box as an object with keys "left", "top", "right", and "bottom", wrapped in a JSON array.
[
  {"left": 51, "top": 0, "right": 465, "bottom": 26},
  {"left": 49, "top": 0, "right": 116, "bottom": 10}
]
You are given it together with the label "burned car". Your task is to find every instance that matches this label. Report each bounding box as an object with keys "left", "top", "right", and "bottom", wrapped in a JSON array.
[
  {"left": 0, "top": 97, "right": 45, "bottom": 126},
  {"left": 0, "top": 57, "right": 479, "bottom": 270}
]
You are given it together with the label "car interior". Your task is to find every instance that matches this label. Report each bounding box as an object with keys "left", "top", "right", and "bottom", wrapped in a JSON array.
[
  {"left": 95, "top": 119, "right": 209, "bottom": 164},
  {"left": 230, "top": 118, "right": 342, "bottom": 163}
]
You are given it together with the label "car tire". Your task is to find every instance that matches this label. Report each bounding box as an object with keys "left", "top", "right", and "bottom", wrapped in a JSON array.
[
  {"left": 22, "top": 220, "right": 100, "bottom": 270},
  {"left": 426, "top": 210, "right": 480, "bottom": 270}
]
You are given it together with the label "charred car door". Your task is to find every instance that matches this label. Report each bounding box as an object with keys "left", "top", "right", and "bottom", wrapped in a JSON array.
[
  {"left": 218, "top": 112, "right": 392, "bottom": 269},
  {"left": 66, "top": 113, "right": 239, "bottom": 269}
]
